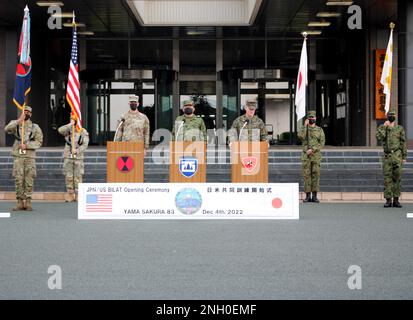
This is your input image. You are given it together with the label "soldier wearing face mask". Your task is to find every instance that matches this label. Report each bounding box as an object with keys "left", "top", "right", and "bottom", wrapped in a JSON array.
[
  {"left": 4, "top": 106, "right": 43, "bottom": 211},
  {"left": 298, "top": 110, "right": 325, "bottom": 204},
  {"left": 114, "top": 95, "right": 150, "bottom": 153},
  {"left": 376, "top": 110, "right": 407, "bottom": 208},
  {"left": 172, "top": 99, "right": 207, "bottom": 142}
]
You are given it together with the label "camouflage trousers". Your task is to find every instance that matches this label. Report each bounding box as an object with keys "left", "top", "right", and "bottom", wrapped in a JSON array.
[
  {"left": 63, "top": 159, "right": 84, "bottom": 192},
  {"left": 12, "top": 157, "right": 36, "bottom": 200},
  {"left": 382, "top": 152, "right": 403, "bottom": 198},
  {"left": 302, "top": 156, "right": 321, "bottom": 193}
]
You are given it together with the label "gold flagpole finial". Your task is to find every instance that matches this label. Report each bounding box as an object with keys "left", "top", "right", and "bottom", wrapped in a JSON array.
[{"left": 390, "top": 22, "right": 395, "bottom": 29}]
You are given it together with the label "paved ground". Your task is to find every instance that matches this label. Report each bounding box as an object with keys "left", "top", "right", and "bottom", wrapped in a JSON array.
[{"left": 0, "top": 201, "right": 412, "bottom": 300}]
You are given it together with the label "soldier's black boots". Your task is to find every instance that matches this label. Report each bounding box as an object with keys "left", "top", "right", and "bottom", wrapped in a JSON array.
[
  {"left": 393, "top": 197, "right": 402, "bottom": 208},
  {"left": 312, "top": 192, "right": 320, "bottom": 203},
  {"left": 303, "top": 193, "right": 312, "bottom": 203},
  {"left": 384, "top": 198, "right": 392, "bottom": 208}
]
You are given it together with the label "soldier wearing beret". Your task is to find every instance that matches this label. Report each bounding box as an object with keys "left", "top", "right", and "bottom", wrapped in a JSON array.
[
  {"left": 172, "top": 99, "right": 207, "bottom": 142},
  {"left": 4, "top": 106, "right": 43, "bottom": 211},
  {"left": 228, "top": 100, "right": 268, "bottom": 144},
  {"left": 114, "top": 95, "right": 150, "bottom": 154},
  {"left": 376, "top": 110, "right": 407, "bottom": 208},
  {"left": 298, "top": 110, "right": 325, "bottom": 203}
]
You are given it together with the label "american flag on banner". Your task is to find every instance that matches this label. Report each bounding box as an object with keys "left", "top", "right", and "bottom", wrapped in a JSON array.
[
  {"left": 86, "top": 194, "right": 113, "bottom": 212},
  {"left": 66, "top": 12, "right": 83, "bottom": 131}
]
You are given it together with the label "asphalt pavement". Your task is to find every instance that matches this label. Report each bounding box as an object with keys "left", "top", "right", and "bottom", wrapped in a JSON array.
[{"left": 0, "top": 201, "right": 412, "bottom": 299}]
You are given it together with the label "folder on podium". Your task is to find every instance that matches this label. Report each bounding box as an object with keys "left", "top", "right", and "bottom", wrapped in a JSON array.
[
  {"left": 170, "top": 141, "right": 206, "bottom": 183},
  {"left": 106, "top": 141, "right": 144, "bottom": 183},
  {"left": 231, "top": 141, "right": 268, "bottom": 183}
]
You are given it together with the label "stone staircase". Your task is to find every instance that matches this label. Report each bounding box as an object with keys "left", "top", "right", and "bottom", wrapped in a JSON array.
[{"left": 1, "top": 147, "right": 413, "bottom": 194}]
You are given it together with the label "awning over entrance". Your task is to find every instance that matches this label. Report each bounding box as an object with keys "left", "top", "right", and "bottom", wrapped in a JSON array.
[{"left": 126, "top": 0, "right": 263, "bottom": 26}]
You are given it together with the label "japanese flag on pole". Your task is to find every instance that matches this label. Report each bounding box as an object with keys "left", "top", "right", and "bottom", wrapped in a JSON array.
[
  {"left": 295, "top": 37, "right": 307, "bottom": 121},
  {"left": 380, "top": 24, "right": 394, "bottom": 115}
]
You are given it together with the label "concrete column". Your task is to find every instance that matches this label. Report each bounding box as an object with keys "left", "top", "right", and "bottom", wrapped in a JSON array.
[
  {"left": 0, "top": 29, "right": 6, "bottom": 146},
  {"left": 398, "top": 0, "right": 413, "bottom": 148},
  {"left": 172, "top": 38, "right": 180, "bottom": 121},
  {"left": 216, "top": 35, "right": 223, "bottom": 130}
]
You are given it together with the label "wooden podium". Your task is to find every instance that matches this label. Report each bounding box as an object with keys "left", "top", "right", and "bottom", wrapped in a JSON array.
[
  {"left": 170, "top": 141, "right": 206, "bottom": 183},
  {"left": 231, "top": 141, "right": 268, "bottom": 183},
  {"left": 107, "top": 141, "right": 144, "bottom": 183}
]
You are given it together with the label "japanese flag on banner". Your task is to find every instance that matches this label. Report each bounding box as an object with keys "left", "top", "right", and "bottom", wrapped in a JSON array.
[{"left": 295, "top": 37, "right": 307, "bottom": 121}]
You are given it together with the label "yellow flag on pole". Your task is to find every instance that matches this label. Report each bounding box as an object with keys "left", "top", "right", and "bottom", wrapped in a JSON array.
[{"left": 380, "top": 23, "right": 395, "bottom": 114}]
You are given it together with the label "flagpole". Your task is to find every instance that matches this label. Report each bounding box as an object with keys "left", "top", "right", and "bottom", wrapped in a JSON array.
[
  {"left": 303, "top": 32, "right": 309, "bottom": 117},
  {"left": 20, "top": 5, "right": 30, "bottom": 155},
  {"left": 388, "top": 22, "right": 395, "bottom": 114}
]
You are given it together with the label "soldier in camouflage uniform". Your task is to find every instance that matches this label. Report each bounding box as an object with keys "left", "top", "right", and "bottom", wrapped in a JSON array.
[
  {"left": 376, "top": 110, "right": 407, "bottom": 208},
  {"left": 228, "top": 100, "right": 268, "bottom": 143},
  {"left": 58, "top": 116, "right": 89, "bottom": 202},
  {"left": 114, "top": 95, "right": 150, "bottom": 153},
  {"left": 172, "top": 99, "right": 207, "bottom": 142},
  {"left": 4, "top": 106, "right": 43, "bottom": 211},
  {"left": 298, "top": 110, "right": 325, "bottom": 203}
]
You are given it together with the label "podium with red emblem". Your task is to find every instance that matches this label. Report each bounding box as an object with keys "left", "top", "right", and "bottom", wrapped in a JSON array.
[
  {"left": 169, "top": 141, "right": 206, "bottom": 183},
  {"left": 231, "top": 141, "right": 268, "bottom": 183},
  {"left": 106, "top": 141, "right": 144, "bottom": 183}
]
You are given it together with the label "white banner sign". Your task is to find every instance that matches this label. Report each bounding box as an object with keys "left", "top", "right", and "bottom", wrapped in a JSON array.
[{"left": 78, "top": 183, "right": 299, "bottom": 220}]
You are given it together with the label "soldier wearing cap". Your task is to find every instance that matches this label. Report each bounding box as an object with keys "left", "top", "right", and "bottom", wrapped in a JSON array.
[
  {"left": 298, "top": 110, "right": 325, "bottom": 203},
  {"left": 172, "top": 99, "right": 207, "bottom": 142},
  {"left": 58, "top": 115, "right": 89, "bottom": 202},
  {"left": 114, "top": 95, "right": 150, "bottom": 153},
  {"left": 4, "top": 106, "right": 43, "bottom": 211},
  {"left": 228, "top": 100, "right": 268, "bottom": 143},
  {"left": 376, "top": 110, "right": 407, "bottom": 208}
]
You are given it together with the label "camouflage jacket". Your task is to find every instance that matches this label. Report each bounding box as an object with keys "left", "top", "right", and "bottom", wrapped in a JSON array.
[
  {"left": 58, "top": 124, "right": 90, "bottom": 160},
  {"left": 298, "top": 125, "right": 325, "bottom": 159},
  {"left": 4, "top": 120, "right": 43, "bottom": 159},
  {"left": 228, "top": 115, "right": 268, "bottom": 142},
  {"left": 376, "top": 124, "right": 407, "bottom": 159},
  {"left": 172, "top": 115, "right": 207, "bottom": 142},
  {"left": 115, "top": 111, "right": 150, "bottom": 148}
]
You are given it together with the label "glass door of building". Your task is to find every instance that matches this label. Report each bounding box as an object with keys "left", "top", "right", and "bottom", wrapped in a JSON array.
[{"left": 86, "top": 80, "right": 156, "bottom": 145}]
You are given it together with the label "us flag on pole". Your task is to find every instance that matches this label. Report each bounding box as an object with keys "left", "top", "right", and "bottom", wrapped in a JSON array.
[
  {"left": 86, "top": 194, "right": 113, "bottom": 212},
  {"left": 66, "top": 12, "right": 82, "bottom": 131}
]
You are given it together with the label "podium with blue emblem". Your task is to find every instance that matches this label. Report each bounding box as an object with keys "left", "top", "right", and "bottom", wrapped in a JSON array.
[
  {"left": 169, "top": 141, "right": 206, "bottom": 183},
  {"left": 107, "top": 141, "right": 144, "bottom": 183},
  {"left": 231, "top": 141, "right": 268, "bottom": 183}
]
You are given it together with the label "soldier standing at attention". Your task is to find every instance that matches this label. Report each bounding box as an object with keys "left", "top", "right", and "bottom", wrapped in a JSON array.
[
  {"left": 114, "top": 95, "right": 150, "bottom": 154},
  {"left": 172, "top": 99, "right": 207, "bottom": 142},
  {"left": 298, "top": 110, "right": 325, "bottom": 203},
  {"left": 4, "top": 106, "right": 43, "bottom": 211},
  {"left": 228, "top": 100, "right": 268, "bottom": 144},
  {"left": 58, "top": 116, "right": 89, "bottom": 202},
  {"left": 376, "top": 110, "right": 407, "bottom": 208}
]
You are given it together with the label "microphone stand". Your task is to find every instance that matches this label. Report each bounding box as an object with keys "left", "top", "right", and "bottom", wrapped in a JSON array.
[{"left": 239, "top": 119, "right": 250, "bottom": 141}]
